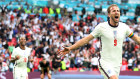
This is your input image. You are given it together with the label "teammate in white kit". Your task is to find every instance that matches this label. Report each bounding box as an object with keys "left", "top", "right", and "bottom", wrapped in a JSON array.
[
  {"left": 11, "top": 37, "right": 32, "bottom": 79},
  {"left": 59, "top": 4, "right": 140, "bottom": 79}
]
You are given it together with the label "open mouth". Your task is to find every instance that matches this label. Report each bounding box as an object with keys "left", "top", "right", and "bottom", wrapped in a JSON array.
[{"left": 115, "top": 16, "right": 119, "bottom": 19}]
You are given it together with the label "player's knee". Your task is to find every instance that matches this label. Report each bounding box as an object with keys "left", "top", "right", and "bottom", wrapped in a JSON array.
[
  {"left": 47, "top": 73, "right": 51, "bottom": 79},
  {"left": 109, "top": 75, "right": 118, "bottom": 79},
  {"left": 40, "top": 74, "right": 44, "bottom": 79}
]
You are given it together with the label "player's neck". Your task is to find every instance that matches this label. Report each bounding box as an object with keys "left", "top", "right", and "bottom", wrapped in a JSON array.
[
  {"left": 109, "top": 19, "right": 118, "bottom": 27},
  {"left": 19, "top": 45, "right": 25, "bottom": 50}
]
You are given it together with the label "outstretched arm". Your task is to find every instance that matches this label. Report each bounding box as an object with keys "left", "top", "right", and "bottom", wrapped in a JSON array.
[
  {"left": 59, "top": 34, "right": 94, "bottom": 57},
  {"left": 69, "top": 34, "right": 94, "bottom": 50}
]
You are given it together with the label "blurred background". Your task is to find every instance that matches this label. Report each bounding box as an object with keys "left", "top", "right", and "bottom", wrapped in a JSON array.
[{"left": 0, "top": 0, "right": 140, "bottom": 79}]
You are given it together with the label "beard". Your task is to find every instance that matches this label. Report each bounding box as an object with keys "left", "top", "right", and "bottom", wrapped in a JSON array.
[
  {"left": 21, "top": 44, "right": 25, "bottom": 46},
  {"left": 20, "top": 42, "right": 26, "bottom": 46},
  {"left": 111, "top": 16, "right": 119, "bottom": 23}
]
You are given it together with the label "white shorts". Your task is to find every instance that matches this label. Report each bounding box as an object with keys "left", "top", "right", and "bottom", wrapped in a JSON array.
[
  {"left": 98, "top": 60, "right": 120, "bottom": 79},
  {"left": 13, "top": 74, "right": 28, "bottom": 79},
  {"left": 13, "top": 67, "right": 28, "bottom": 79}
]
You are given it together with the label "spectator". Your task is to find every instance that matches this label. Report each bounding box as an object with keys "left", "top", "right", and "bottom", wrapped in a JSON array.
[
  {"left": 0, "top": 57, "right": 8, "bottom": 72},
  {"left": 128, "top": 56, "right": 134, "bottom": 70},
  {"left": 91, "top": 54, "right": 98, "bottom": 70},
  {"left": 63, "top": 56, "right": 70, "bottom": 70},
  {"left": 60, "top": 59, "right": 66, "bottom": 71},
  {"left": 0, "top": 0, "right": 139, "bottom": 73},
  {"left": 36, "top": 42, "right": 44, "bottom": 58}
]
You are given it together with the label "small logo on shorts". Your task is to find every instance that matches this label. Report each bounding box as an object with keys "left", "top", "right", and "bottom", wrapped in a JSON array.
[{"left": 108, "top": 70, "right": 112, "bottom": 74}]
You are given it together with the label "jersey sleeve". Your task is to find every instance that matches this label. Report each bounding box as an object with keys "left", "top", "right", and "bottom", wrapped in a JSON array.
[
  {"left": 125, "top": 25, "right": 134, "bottom": 38},
  {"left": 90, "top": 24, "right": 101, "bottom": 38}
]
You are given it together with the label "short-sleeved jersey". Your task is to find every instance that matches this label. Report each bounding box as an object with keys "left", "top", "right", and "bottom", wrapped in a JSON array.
[
  {"left": 91, "top": 22, "right": 134, "bottom": 66},
  {"left": 11, "top": 46, "right": 31, "bottom": 68}
]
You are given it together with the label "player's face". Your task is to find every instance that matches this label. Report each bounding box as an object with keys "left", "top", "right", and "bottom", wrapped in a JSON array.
[
  {"left": 43, "top": 59, "right": 47, "bottom": 64},
  {"left": 108, "top": 6, "right": 120, "bottom": 23},
  {"left": 19, "top": 37, "right": 26, "bottom": 46}
]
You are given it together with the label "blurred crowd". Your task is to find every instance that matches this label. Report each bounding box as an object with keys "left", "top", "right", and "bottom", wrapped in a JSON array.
[{"left": 0, "top": 1, "right": 140, "bottom": 73}]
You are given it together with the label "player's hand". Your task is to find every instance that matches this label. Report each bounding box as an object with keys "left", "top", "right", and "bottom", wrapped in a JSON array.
[
  {"left": 15, "top": 55, "right": 20, "bottom": 60},
  {"left": 58, "top": 46, "right": 70, "bottom": 57}
]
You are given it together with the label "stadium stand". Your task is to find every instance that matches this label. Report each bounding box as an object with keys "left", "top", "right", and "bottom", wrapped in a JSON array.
[{"left": 0, "top": 0, "right": 139, "bottom": 75}]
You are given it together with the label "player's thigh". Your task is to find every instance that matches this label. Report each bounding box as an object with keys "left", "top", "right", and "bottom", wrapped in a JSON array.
[
  {"left": 98, "top": 64, "right": 118, "bottom": 79},
  {"left": 13, "top": 74, "right": 21, "bottom": 79},
  {"left": 13, "top": 70, "right": 21, "bottom": 79},
  {"left": 114, "top": 66, "right": 120, "bottom": 77},
  {"left": 20, "top": 75, "right": 28, "bottom": 79},
  {"left": 98, "top": 67, "right": 109, "bottom": 79},
  {"left": 13, "top": 74, "right": 28, "bottom": 79},
  {"left": 40, "top": 70, "right": 46, "bottom": 78}
]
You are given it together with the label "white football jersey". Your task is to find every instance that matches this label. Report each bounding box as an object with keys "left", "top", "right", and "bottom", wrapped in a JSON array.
[
  {"left": 91, "top": 22, "right": 134, "bottom": 67},
  {"left": 11, "top": 46, "right": 31, "bottom": 68}
]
